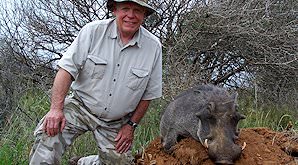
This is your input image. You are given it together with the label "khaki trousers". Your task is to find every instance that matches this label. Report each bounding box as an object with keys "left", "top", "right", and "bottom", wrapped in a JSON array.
[{"left": 29, "top": 96, "right": 134, "bottom": 165}]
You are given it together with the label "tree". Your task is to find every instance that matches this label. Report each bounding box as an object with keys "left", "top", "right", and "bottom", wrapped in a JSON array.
[
  {"left": 0, "top": 38, "right": 52, "bottom": 127},
  {"left": 0, "top": 0, "right": 297, "bottom": 106},
  {"left": 0, "top": 0, "right": 109, "bottom": 70},
  {"left": 162, "top": 0, "right": 297, "bottom": 107}
]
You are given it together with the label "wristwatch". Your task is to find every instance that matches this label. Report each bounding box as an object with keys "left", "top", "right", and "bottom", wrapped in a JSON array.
[{"left": 127, "top": 120, "right": 138, "bottom": 129}]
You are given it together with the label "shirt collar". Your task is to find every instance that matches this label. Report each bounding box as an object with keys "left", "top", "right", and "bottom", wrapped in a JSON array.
[
  {"left": 109, "top": 19, "right": 142, "bottom": 48},
  {"left": 109, "top": 19, "right": 118, "bottom": 39}
]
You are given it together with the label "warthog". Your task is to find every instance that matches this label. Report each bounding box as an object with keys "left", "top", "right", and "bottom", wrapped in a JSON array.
[{"left": 160, "top": 84, "right": 246, "bottom": 164}]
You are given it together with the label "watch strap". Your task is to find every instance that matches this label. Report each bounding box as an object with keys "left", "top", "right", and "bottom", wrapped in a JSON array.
[{"left": 127, "top": 120, "right": 138, "bottom": 129}]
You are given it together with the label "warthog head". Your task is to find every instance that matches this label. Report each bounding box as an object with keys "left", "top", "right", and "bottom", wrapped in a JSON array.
[{"left": 196, "top": 94, "right": 246, "bottom": 164}]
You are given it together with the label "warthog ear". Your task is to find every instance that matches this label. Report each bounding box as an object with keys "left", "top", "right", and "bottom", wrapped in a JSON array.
[{"left": 196, "top": 102, "right": 215, "bottom": 117}]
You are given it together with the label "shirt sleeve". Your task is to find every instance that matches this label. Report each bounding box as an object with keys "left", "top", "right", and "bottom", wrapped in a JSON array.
[
  {"left": 57, "top": 25, "right": 92, "bottom": 79},
  {"left": 142, "top": 42, "right": 163, "bottom": 100}
]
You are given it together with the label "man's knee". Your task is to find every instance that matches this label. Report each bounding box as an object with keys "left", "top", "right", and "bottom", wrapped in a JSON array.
[{"left": 29, "top": 133, "right": 65, "bottom": 165}]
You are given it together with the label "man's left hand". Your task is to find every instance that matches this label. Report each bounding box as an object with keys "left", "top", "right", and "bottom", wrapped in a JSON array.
[{"left": 115, "top": 124, "right": 134, "bottom": 154}]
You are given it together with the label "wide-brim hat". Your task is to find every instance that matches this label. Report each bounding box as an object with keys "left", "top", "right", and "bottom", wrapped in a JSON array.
[{"left": 107, "top": 0, "right": 156, "bottom": 16}]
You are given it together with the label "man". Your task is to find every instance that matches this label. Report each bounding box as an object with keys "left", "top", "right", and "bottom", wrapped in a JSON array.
[{"left": 29, "top": 0, "right": 162, "bottom": 164}]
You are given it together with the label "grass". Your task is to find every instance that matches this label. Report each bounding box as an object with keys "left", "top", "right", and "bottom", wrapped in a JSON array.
[
  {"left": 0, "top": 88, "right": 50, "bottom": 165},
  {"left": 237, "top": 98, "right": 298, "bottom": 131},
  {"left": 0, "top": 116, "right": 33, "bottom": 165},
  {"left": 132, "top": 99, "right": 165, "bottom": 154},
  {"left": 0, "top": 89, "right": 297, "bottom": 164}
]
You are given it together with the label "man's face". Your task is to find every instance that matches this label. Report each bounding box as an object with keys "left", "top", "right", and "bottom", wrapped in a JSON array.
[{"left": 113, "top": 2, "right": 146, "bottom": 37}]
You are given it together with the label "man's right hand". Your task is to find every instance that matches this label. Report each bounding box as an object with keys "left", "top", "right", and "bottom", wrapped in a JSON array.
[{"left": 42, "top": 109, "right": 66, "bottom": 137}]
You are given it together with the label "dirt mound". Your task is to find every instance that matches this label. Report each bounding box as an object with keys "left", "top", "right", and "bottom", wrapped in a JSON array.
[{"left": 135, "top": 128, "right": 298, "bottom": 165}]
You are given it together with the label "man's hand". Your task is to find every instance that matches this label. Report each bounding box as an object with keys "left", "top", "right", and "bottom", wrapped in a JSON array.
[
  {"left": 115, "top": 124, "right": 134, "bottom": 154},
  {"left": 42, "top": 109, "right": 66, "bottom": 137}
]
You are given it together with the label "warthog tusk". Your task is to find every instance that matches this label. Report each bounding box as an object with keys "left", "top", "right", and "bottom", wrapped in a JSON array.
[
  {"left": 204, "top": 139, "right": 209, "bottom": 148},
  {"left": 241, "top": 142, "right": 247, "bottom": 150}
]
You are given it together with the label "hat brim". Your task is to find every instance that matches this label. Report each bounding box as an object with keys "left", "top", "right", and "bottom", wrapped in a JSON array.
[{"left": 107, "top": 0, "right": 156, "bottom": 16}]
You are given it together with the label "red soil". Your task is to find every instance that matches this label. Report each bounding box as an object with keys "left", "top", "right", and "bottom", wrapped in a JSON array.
[{"left": 135, "top": 128, "right": 298, "bottom": 165}]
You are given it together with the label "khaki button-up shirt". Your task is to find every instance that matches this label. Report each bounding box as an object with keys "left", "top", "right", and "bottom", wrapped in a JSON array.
[{"left": 58, "top": 19, "right": 162, "bottom": 121}]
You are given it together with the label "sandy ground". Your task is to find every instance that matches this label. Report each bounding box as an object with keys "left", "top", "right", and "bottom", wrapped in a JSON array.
[{"left": 135, "top": 127, "right": 298, "bottom": 165}]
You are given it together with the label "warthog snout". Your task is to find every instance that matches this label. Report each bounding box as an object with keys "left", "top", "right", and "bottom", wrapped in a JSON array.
[{"left": 207, "top": 139, "right": 242, "bottom": 164}]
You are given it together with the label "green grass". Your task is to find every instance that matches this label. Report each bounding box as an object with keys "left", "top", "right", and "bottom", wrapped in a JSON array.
[
  {"left": 238, "top": 99, "right": 298, "bottom": 131},
  {"left": 0, "top": 117, "right": 32, "bottom": 165},
  {"left": 0, "top": 89, "right": 50, "bottom": 165},
  {"left": 132, "top": 99, "right": 165, "bottom": 154},
  {"left": 0, "top": 89, "right": 297, "bottom": 164}
]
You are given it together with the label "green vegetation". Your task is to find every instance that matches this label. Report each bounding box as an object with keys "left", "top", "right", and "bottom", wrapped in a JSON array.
[
  {"left": 0, "top": 89, "right": 50, "bottom": 165},
  {"left": 237, "top": 94, "right": 298, "bottom": 131},
  {"left": 0, "top": 89, "right": 297, "bottom": 164}
]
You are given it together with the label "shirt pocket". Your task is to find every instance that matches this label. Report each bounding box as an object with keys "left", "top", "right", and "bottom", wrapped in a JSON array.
[
  {"left": 126, "top": 68, "right": 149, "bottom": 90},
  {"left": 85, "top": 55, "right": 107, "bottom": 79}
]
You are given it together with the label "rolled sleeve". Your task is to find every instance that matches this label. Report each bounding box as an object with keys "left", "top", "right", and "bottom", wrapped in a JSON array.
[
  {"left": 142, "top": 44, "right": 163, "bottom": 100},
  {"left": 58, "top": 25, "right": 92, "bottom": 79}
]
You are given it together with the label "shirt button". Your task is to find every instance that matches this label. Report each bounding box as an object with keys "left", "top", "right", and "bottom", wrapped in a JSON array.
[
  {"left": 104, "top": 107, "right": 107, "bottom": 110},
  {"left": 109, "top": 94, "right": 112, "bottom": 96},
  {"left": 117, "top": 64, "right": 120, "bottom": 67},
  {"left": 113, "top": 79, "right": 116, "bottom": 82}
]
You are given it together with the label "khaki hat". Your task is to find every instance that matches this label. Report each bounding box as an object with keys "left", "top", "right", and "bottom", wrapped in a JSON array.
[{"left": 107, "top": 0, "right": 156, "bottom": 16}]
